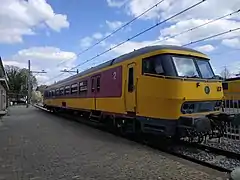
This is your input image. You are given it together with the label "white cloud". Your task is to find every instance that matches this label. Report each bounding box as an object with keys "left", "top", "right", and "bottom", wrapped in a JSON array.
[
  {"left": 105, "top": 0, "right": 240, "bottom": 56},
  {"left": 108, "top": 18, "right": 240, "bottom": 56},
  {"left": 3, "top": 46, "right": 77, "bottom": 85},
  {"left": 16, "top": 47, "right": 76, "bottom": 61},
  {"left": 159, "top": 19, "right": 240, "bottom": 45},
  {"left": 80, "top": 32, "right": 106, "bottom": 48},
  {"left": 103, "top": 0, "right": 240, "bottom": 76},
  {"left": 0, "top": 0, "right": 69, "bottom": 44},
  {"left": 106, "top": 0, "right": 127, "bottom": 7},
  {"left": 93, "top": 32, "right": 103, "bottom": 40},
  {"left": 222, "top": 38, "right": 240, "bottom": 49},
  {"left": 123, "top": 0, "right": 240, "bottom": 21},
  {"left": 80, "top": 37, "right": 93, "bottom": 48},
  {"left": 195, "top": 45, "right": 215, "bottom": 52},
  {"left": 45, "top": 14, "right": 69, "bottom": 32},
  {"left": 3, "top": 60, "right": 27, "bottom": 69},
  {"left": 106, "top": 20, "right": 124, "bottom": 30}
]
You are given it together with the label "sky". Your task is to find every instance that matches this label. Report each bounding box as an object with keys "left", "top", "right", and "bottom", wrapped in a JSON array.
[{"left": 0, "top": 0, "right": 240, "bottom": 85}]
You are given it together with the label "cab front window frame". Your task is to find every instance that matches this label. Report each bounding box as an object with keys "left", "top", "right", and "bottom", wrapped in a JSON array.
[
  {"left": 172, "top": 56, "right": 200, "bottom": 78},
  {"left": 142, "top": 53, "right": 216, "bottom": 80},
  {"left": 171, "top": 55, "right": 215, "bottom": 79}
]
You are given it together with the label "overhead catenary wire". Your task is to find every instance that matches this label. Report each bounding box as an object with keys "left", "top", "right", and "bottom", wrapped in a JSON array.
[
  {"left": 46, "top": 0, "right": 205, "bottom": 83},
  {"left": 182, "top": 27, "right": 240, "bottom": 47},
  {"left": 53, "top": 28, "right": 240, "bottom": 84},
  {"left": 57, "top": 0, "right": 166, "bottom": 67},
  {"left": 148, "top": 8, "right": 240, "bottom": 46},
  {"left": 67, "top": 0, "right": 206, "bottom": 72},
  {"left": 49, "top": 27, "right": 240, "bottom": 83}
]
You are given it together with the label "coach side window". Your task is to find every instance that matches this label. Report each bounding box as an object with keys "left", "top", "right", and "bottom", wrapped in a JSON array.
[
  {"left": 142, "top": 55, "right": 164, "bottom": 75},
  {"left": 79, "top": 80, "right": 88, "bottom": 95},
  {"left": 52, "top": 90, "right": 55, "bottom": 97},
  {"left": 56, "top": 89, "right": 59, "bottom": 96},
  {"left": 97, "top": 76, "right": 100, "bottom": 92},
  {"left": 65, "top": 85, "right": 70, "bottom": 95},
  {"left": 60, "top": 87, "right": 64, "bottom": 96},
  {"left": 71, "top": 83, "right": 78, "bottom": 94}
]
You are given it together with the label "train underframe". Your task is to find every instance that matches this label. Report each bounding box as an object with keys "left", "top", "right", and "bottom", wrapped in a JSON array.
[
  {"left": 177, "top": 113, "right": 235, "bottom": 143},
  {"left": 44, "top": 105, "right": 237, "bottom": 143}
]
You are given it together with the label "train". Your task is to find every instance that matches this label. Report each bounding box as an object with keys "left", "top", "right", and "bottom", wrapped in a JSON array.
[
  {"left": 222, "top": 77, "right": 240, "bottom": 108},
  {"left": 43, "top": 45, "right": 235, "bottom": 142}
]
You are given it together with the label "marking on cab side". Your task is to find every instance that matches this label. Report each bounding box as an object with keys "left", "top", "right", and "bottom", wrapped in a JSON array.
[{"left": 113, "top": 72, "right": 116, "bottom": 80}]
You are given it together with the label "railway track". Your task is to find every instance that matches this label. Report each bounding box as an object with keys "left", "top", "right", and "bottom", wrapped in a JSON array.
[
  {"left": 187, "top": 141, "right": 240, "bottom": 160},
  {"left": 33, "top": 104, "right": 237, "bottom": 174},
  {"left": 169, "top": 142, "right": 240, "bottom": 173}
]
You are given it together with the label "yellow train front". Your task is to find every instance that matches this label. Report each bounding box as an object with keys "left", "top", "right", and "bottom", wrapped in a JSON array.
[{"left": 43, "top": 45, "right": 232, "bottom": 141}]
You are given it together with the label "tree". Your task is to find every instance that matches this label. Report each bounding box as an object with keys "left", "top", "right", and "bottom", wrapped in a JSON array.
[
  {"left": 5, "top": 65, "right": 37, "bottom": 100},
  {"left": 31, "top": 91, "right": 43, "bottom": 103},
  {"left": 36, "top": 85, "right": 48, "bottom": 94},
  {"left": 220, "top": 66, "right": 231, "bottom": 80}
]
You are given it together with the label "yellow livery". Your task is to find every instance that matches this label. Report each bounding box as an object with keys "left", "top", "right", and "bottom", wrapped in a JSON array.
[
  {"left": 44, "top": 45, "right": 232, "bottom": 142},
  {"left": 223, "top": 78, "right": 240, "bottom": 108}
]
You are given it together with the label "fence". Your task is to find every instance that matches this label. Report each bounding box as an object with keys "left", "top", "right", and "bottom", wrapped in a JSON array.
[{"left": 222, "top": 93, "right": 240, "bottom": 141}]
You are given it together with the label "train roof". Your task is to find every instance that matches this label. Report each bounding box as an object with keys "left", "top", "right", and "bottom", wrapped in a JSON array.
[
  {"left": 225, "top": 77, "right": 240, "bottom": 82},
  {"left": 46, "top": 45, "right": 207, "bottom": 89}
]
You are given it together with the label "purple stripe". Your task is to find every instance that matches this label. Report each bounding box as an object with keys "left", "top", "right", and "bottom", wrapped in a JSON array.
[{"left": 45, "top": 66, "right": 122, "bottom": 98}]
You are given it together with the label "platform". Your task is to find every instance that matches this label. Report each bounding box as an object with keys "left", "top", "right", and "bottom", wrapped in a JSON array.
[{"left": 0, "top": 105, "right": 228, "bottom": 180}]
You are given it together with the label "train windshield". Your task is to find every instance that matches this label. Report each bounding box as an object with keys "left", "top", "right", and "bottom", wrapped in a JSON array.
[
  {"left": 172, "top": 56, "right": 215, "bottom": 79},
  {"left": 173, "top": 56, "right": 200, "bottom": 78},
  {"left": 196, "top": 60, "right": 214, "bottom": 79}
]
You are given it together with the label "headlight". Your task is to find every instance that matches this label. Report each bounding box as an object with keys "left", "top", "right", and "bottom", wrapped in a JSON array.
[
  {"left": 181, "top": 102, "right": 195, "bottom": 114},
  {"left": 181, "top": 101, "right": 220, "bottom": 114}
]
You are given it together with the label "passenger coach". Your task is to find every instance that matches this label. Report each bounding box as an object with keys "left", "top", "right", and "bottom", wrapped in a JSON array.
[{"left": 44, "top": 45, "right": 234, "bottom": 142}]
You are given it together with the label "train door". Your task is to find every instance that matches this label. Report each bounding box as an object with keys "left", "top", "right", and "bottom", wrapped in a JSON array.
[
  {"left": 91, "top": 76, "right": 97, "bottom": 110},
  {"left": 125, "top": 63, "right": 136, "bottom": 113},
  {"left": 91, "top": 75, "right": 101, "bottom": 110}
]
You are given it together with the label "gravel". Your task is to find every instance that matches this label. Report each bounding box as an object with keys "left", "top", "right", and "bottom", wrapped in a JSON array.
[
  {"left": 172, "top": 146, "right": 216, "bottom": 162},
  {"left": 216, "top": 158, "right": 240, "bottom": 171},
  {"left": 203, "top": 138, "right": 240, "bottom": 154},
  {"left": 172, "top": 144, "right": 240, "bottom": 171},
  {"left": 0, "top": 105, "right": 228, "bottom": 180}
]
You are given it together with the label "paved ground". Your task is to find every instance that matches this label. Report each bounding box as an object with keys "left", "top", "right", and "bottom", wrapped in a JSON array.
[{"left": 0, "top": 106, "right": 228, "bottom": 180}]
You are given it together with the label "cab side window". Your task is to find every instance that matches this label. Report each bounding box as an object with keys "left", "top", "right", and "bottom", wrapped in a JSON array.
[{"left": 142, "top": 55, "right": 165, "bottom": 75}]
